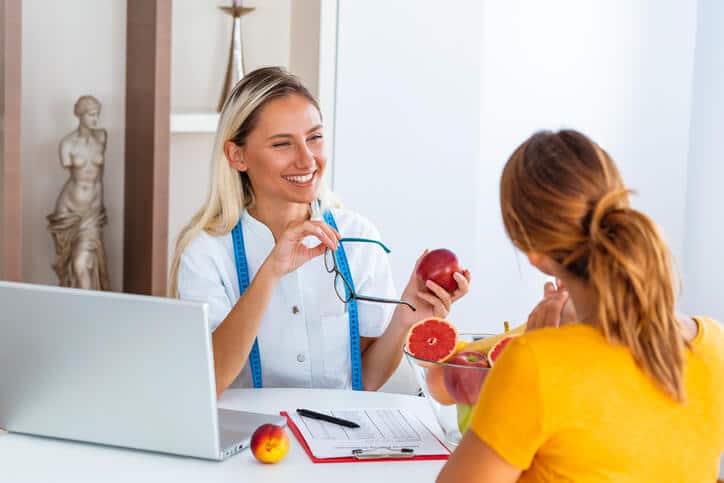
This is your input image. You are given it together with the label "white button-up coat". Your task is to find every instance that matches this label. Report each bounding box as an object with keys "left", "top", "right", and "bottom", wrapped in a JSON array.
[{"left": 178, "top": 208, "right": 397, "bottom": 389}]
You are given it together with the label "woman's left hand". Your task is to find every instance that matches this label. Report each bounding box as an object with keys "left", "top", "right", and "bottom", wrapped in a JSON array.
[
  {"left": 402, "top": 250, "right": 471, "bottom": 319},
  {"left": 525, "top": 280, "right": 575, "bottom": 332}
]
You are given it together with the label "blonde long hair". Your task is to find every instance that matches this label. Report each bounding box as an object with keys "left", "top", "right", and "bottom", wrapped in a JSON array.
[
  {"left": 500, "top": 130, "right": 686, "bottom": 402},
  {"left": 168, "top": 67, "right": 339, "bottom": 297}
]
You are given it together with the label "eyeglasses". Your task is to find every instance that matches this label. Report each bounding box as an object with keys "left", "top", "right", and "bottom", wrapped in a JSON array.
[{"left": 324, "top": 238, "right": 417, "bottom": 312}]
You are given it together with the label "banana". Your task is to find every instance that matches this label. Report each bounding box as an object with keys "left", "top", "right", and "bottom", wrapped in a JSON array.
[{"left": 463, "top": 322, "right": 526, "bottom": 354}]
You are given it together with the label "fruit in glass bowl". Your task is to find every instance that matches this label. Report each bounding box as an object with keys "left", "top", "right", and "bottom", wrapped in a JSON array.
[
  {"left": 404, "top": 323, "right": 525, "bottom": 447},
  {"left": 404, "top": 334, "right": 493, "bottom": 447},
  {"left": 443, "top": 351, "right": 490, "bottom": 405},
  {"left": 405, "top": 317, "right": 459, "bottom": 366}
]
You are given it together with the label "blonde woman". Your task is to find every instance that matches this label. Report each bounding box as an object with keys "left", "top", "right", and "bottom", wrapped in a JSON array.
[
  {"left": 437, "top": 130, "right": 724, "bottom": 482},
  {"left": 169, "top": 67, "right": 471, "bottom": 397}
]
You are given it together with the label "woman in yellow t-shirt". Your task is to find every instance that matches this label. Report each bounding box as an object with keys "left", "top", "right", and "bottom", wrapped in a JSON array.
[{"left": 437, "top": 130, "right": 724, "bottom": 483}]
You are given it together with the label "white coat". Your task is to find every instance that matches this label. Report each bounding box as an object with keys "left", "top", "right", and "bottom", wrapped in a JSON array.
[{"left": 177, "top": 208, "right": 397, "bottom": 389}]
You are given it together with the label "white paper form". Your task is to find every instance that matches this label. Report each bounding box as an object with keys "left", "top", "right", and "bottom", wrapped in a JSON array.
[{"left": 287, "top": 408, "right": 450, "bottom": 459}]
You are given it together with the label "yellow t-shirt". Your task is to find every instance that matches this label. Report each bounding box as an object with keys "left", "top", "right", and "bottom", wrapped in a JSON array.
[{"left": 470, "top": 316, "right": 724, "bottom": 482}]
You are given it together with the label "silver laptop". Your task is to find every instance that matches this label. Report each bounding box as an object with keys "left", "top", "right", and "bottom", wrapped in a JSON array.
[{"left": 0, "top": 281, "right": 285, "bottom": 460}]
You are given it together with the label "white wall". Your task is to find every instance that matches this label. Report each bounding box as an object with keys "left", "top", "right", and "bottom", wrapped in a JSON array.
[
  {"left": 290, "top": 0, "right": 321, "bottom": 97},
  {"left": 334, "top": 0, "right": 698, "bottom": 332},
  {"left": 21, "top": 0, "right": 127, "bottom": 290},
  {"left": 682, "top": 0, "right": 724, "bottom": 469},
  {"left": 334, "top": 0, "right": 482, "bottom": 329},
  {"left": 476, "top": 0, "right": 698, "bottom": 329},
  {"left": 681, "top": 0, "right": 724, "bottom": 323}
]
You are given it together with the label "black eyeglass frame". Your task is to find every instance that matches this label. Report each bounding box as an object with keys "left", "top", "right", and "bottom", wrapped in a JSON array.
[{"left": 324, "top": 238, "right": 417, "bottom": 312}]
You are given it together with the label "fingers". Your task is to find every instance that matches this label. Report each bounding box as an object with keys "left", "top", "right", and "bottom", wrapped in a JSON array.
[
  {"left": 560, "top": 298, "right": 578, "bottom": 325},
  {"left": 414, "top": 269, "right": 471, "bottom": 316},
  {"left": 526, "top": 289, "right": 570, "bottom": 332},
  {"left": 544, "top": 281, "right": 556, "bottom": 297},
  {"left": 416, "top": 290, "right": 449, "bottom": 318},
  {"left": 315, "top": 224, "right": 339, "bottom": 251},
  {"left": 526, "top": 304, "right": 544, "bottom": 331},
  {"left": 304, "top": 242, "right": 328, "bottom": 260},
  {"left": 555, "top": 278, "right": 567, "bottom": 291},
  {"left": 424, "top": 280, "right": 452, "bottom": 313},
  {"left": 285, "top": 220, "right": 340, "bottom": 251},
  {"left": 543, "top": 294, "right": 566, "bottom": 323},
  {"left": 313, "top": 220, "right": 342, "bottom": 248},
  {"left": 450, "top": 270, "right": 471, "bottom": 302}
]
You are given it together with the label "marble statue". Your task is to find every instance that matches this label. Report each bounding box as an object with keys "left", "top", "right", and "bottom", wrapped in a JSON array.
[{"left": 47, "top": 95, "right": 110, "bottom": 290}]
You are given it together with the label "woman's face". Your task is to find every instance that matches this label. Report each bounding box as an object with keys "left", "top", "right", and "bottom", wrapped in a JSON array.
[{"left": 238, "top": 94, "right": 326, "bottom": 206}]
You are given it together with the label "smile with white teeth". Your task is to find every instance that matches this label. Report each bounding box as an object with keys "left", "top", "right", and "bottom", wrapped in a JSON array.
[{"left": 283, "top": 172, "right": 315, "bottom": 184}]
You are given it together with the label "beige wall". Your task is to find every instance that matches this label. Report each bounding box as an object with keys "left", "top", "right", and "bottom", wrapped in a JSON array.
[
  {"left": 0, "top": 0, "right": 4, "bottom": 268},
  {"left": 171, "top": 0, "right": 291, "bottom": 111},
  {"left": 21, "top": 0, "right": 127, "bottom": 290},
  {"left": 1, "top": 1, "right": 8, "bottom": 273},
  {"left": 290, "top": 0, "right": 321, "bottom": 96}
]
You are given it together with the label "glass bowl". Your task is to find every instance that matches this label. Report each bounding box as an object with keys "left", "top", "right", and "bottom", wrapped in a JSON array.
[{"left": 403, "top": 333, "right": 493, "bottom": 447}]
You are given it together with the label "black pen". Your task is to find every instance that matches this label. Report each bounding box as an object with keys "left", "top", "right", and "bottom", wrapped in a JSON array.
[{"left": 296, "top": 408, "right": 360, "bottom": 428}]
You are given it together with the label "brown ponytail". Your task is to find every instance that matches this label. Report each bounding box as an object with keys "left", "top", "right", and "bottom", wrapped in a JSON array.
[{"left": 500, "top": 130, "right": 686, "bottom": 402}]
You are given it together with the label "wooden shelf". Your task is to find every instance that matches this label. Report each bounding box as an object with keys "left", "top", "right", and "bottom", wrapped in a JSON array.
[{"left": 170, "top": 111, "right": 219, "bottom": 133}]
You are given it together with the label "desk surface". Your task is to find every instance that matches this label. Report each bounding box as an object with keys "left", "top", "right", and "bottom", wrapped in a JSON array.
[{"left": 0, "top": 388, "right": 448, "bottom": 483}]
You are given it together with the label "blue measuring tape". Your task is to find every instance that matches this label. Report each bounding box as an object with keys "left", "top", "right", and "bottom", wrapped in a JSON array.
[
  {"left": 322, "top": 211, "right": 363, "bottom": 391},
  {"left": 231, "top": 211, "right": 363, "bottom": 391},
  {"left": 231, "top": 221, "right": 263, "bottom": 388}
]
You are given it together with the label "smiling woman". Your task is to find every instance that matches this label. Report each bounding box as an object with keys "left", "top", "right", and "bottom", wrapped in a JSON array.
[
  {"left": 224, "top": 93, "right": 326, "bottom": 211},
  {"left": 167, "top": 67, "right": 472, "bottom": 398}
]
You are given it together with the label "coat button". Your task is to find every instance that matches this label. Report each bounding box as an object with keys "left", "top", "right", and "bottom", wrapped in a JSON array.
[
  {"left": 292, "top": 305, "right": 300, "bottom": 314},
  {"left": 297, "top": 353, "right": 306, "bottom": 363}
]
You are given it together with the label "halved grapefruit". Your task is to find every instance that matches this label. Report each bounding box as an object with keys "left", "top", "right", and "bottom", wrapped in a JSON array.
[
  {"left": 405, "top": 317, "right": 458, "bottom": 366},
  {"left": 487, "top": 335, "right": 518, "bottom": 366}
]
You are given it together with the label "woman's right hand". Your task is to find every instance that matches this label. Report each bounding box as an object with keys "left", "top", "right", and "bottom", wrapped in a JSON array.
[{"left": 264, "top": 220, "right": 341, "bottom": 278}]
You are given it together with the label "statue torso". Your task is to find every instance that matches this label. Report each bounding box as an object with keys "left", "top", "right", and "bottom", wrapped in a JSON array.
[{"left": 56, "top": 129, "right": 107, "bottom": 214}]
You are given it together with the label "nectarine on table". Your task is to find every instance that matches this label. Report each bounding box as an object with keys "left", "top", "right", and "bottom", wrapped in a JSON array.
[{"left": 250, "top": 424, "right": 290, "bottom": 464}]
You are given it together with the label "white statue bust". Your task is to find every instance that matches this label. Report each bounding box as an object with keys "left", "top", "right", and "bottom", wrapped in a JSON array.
[{"left": 47, "top": 95, "right": 110, "bottom": 290}]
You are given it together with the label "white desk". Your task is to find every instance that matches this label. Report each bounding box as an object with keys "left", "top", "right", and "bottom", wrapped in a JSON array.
[{"left": 0, "top": 389, "right": 448, "bottom": 483}]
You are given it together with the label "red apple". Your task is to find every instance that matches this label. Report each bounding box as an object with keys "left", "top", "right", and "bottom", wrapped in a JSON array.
[
  {"left": 250, "top": 424, "right": 290, "bottom": 464},
  {"left": 416, "top": 249, "right": 462, "bottom": 293},
  {"left": 443, "top": 351, "right": 490, "bottom": 405}
]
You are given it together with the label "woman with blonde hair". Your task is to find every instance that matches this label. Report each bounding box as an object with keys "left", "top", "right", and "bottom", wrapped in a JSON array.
[
  {"left": 169, "top": 67, "right": 470, "bottom": 397},
  {"left": 438, "top": 130, "right": 724, "bottom": 482}
]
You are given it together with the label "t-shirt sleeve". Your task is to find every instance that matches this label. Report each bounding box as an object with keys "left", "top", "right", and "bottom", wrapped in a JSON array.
[
  {"left": 353, "top": 220, "right": 397, "bottom": 338},
  {"left": 177, "top": 237, "right": 234, "bottom": 332},
  {"left": 470, "top": 336, "right": 547, "bottom": 470}
]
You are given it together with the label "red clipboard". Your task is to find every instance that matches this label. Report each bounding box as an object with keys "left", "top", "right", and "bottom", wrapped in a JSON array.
[{"left": 280, "top": 411, "right": 450, "bottom": 463}]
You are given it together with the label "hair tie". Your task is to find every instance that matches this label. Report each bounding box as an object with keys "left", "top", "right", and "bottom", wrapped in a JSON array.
[{"left": 589, "top": 188, "right": 630, "bottom": 242}]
